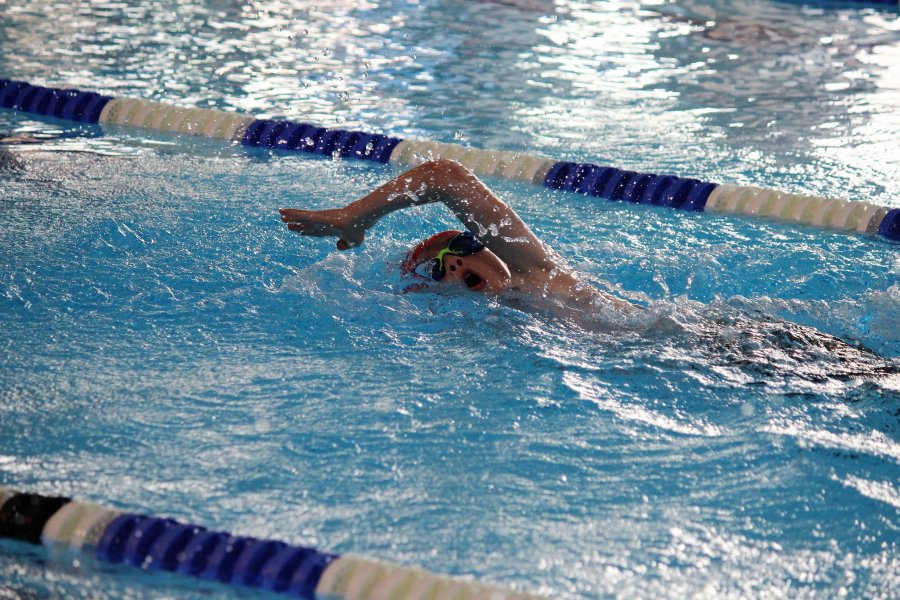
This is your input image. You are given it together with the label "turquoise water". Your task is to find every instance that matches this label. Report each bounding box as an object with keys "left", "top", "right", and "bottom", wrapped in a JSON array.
[{"left": 1, "top": 0, "right": 899, "bottom": 598}]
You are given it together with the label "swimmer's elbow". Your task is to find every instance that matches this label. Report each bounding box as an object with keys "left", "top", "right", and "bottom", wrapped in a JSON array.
[{"left": 420, "top": 158, "right": 474, "bottom": 183}]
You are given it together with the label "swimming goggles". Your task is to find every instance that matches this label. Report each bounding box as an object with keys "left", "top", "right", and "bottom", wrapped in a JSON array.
[{"left": 428, "top": 231, "right": 485, "bottom": 281}]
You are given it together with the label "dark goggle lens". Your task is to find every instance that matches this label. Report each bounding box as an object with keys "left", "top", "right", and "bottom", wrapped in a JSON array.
[
  {"left": 448, "top": 232, "right": 484, "bottom": 254},
  {"left": 429, "top": 233, "right": 484, "bottom": 281}
]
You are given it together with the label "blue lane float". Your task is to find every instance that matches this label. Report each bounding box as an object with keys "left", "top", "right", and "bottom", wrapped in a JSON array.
[
  {"left": 0, "top": 77, "right": 897, "bottom": 242},
  {"left": 878, "top": 208, "right": 900, "bottom": 239},
  {"left": 542, "top": 161, "right": 716, "bottom": 211},
  {"left": 95, "top": 513, "right": 335, "bottom": 595},
  {"left": 0, "top": 80, "right": 112, "bottom": 123},
  {"left": 0, "top": 487, "right": 542, "bottom": 600},
  {"left": 241, "top": 118, "right": 402, "bottom": 162}
]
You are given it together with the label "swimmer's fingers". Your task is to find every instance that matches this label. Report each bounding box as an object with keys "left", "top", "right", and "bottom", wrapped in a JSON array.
[
  {"left": 286, "top": 221, "right": 339, "bottom": 236},
  {"left": 280, "top": 208, "right": 348, "bottom": 232},
  {"left": 279, "top": 208, "right": 317, "bottom": 223},
  {"left": 281, "top": 208, "right": 343, "bottom": 236},
  {"left": 287, "top": 220, "right": 365, "bottom": 250}
]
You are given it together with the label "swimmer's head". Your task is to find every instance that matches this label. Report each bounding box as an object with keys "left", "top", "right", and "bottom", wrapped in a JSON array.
[{"left": 402, "top": 230, "right": 511, "bottom": 294}]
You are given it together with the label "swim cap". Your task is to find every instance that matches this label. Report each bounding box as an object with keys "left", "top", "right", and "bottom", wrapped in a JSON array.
[{"left": 401, "top": 230, "right": 484, "bottom": 281}]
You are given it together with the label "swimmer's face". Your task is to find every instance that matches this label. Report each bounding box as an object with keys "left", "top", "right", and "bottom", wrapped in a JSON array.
[{"left": 438, "top": 247, "right": 511, "bottom": 294}]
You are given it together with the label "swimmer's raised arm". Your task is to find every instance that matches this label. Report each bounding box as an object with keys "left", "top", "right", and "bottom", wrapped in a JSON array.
[
  {"left": 279, "top": 159, "right": 557, "bottom": 275},
  {"left": 282, "top": 159, "right": 638, "bottom": 313}
]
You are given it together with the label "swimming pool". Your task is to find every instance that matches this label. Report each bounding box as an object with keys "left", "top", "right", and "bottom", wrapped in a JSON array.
[{"left": 1, "top": 0, "right": 899, "bottom": 597}]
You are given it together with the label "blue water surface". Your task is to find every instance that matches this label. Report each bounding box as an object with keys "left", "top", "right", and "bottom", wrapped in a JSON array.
[{"left": 1, "top": 1, "right": 899, "bottom": 598}]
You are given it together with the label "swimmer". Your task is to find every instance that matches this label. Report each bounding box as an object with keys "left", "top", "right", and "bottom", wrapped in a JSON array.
[
  {"left": 280, "top": 159, "right": 636, "bottom": 320},
  {"left": 280, "top": 159, "right": 900, "bottom": 379}
]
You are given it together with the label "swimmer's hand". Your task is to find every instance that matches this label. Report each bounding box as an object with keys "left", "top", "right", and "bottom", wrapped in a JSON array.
[{"left": 279, "top": 207, "right": 366, "bottom": 251}]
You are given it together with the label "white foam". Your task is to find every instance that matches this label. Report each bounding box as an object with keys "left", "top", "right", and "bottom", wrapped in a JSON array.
[{"left": 563, "top": 372, "right": 725, "bottom": 437}]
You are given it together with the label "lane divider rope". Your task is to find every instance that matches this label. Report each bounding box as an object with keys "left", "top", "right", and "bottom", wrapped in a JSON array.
[
  {"left": 1, "top": 78, "right": 897, "bottom": 242},
  {"left": 0, "top": 487, "right": 543, "bottom": 600}
]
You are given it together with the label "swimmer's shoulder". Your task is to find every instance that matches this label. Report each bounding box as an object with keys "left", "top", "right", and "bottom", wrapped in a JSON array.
[{"left": 510, "top": 268, "right": 638, "bottom": 314}]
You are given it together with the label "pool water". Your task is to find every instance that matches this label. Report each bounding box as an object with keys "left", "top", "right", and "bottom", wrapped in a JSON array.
[{"left": 1, "top": 0, "right": 899, "bottom": 598}]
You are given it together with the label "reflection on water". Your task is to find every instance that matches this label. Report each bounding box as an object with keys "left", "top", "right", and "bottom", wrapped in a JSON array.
[
  {"left": 2, "top": 0, "right": 898, "bottom": 199},
  {"left": 647, "top": 0, "right": 899, "bottom": 178}
]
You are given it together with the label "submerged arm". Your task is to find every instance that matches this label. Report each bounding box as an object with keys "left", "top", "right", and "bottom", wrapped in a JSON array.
[{"left": 279, "top": 159, "right": 558, "bottom": 275}]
